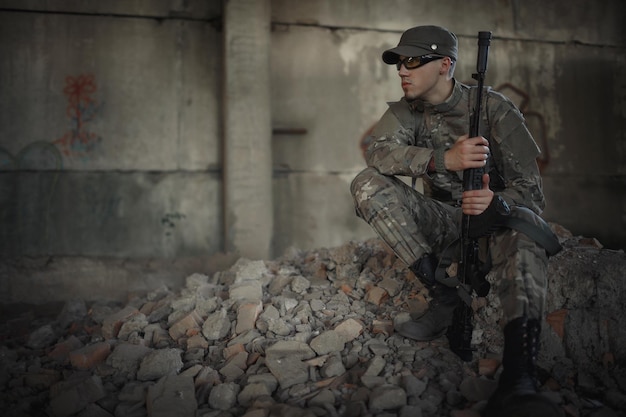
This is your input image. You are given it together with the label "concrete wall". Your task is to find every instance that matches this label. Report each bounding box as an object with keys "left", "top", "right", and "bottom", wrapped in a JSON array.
[
  {"left": 0, "top": 0, "right": 625, "bottom": 303},
  {"left": 0, "top": 0, "right": 222, "bottom": 260}
]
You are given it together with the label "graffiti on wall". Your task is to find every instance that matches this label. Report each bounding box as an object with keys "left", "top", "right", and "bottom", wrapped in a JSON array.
[
  {"left": 54, "top": 74, "right": 103, "bottom": 160},
  {"left": 162, "top": 212, "right": 187, "bottom": 237},
  {"left": 0, "top": 74, "right": 102, "bottom": 170},
  {"left": 0, "top": 141, "right": 63, "bottom": 170}
]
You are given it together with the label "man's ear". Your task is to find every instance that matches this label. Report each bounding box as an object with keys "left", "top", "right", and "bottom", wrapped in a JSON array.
[{"left": 439, "top": 58, "right": 450, "bottom": 75}]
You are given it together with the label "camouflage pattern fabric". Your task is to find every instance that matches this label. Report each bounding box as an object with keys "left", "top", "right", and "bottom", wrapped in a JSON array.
[{"left": 351, "top": 80, "right": 549, "bottom": 324}]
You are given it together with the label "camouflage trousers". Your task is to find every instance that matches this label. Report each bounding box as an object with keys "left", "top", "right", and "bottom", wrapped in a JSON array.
[{"left": 350, "top": 167, "right": 548, "bottom": 324}]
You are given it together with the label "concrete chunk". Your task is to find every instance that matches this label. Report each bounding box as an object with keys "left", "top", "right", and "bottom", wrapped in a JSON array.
[
  {"left": 202, "top": 308, "right": 231, "bottom": 340},
  {"left": 137, "top": 348, "right": 183, "bottom": 381},
  {"left": 105, "top": 343, "right": 153, "bottom": 380},
  {"left": 265, "top": 341, "right": 315, "bottom": 389},
  {"left": 102, "top": 306, "right": 140, "bottom": 339},
  {"left": 229, "top": 280, "right": 263, "bottom": 302},
  {"left": 26, "top": 324, "right": 57, "bottom": 350},
  {"left": 368, "top": 385, "right": 407, "bottom": 411},
  {"left": 49, "top": 375, "right": 106, "bottom": 417},
  {"left": 147, "top": 374, "right": 197, "bottom": 417},
  {"left": 168, "top": 310, "right": 204, "bottom": 341},
  {"left": 208, "top": 382, "right": 240, "bottom": 410},
  {"left": 232, "top": 259, "right": 270, "bottom": 284},
  {"left": 334, "top": 318, "right": 364, "bottom": 343},
  {"left": 309, "top": 330, "right": 344, "bottom": 355}
]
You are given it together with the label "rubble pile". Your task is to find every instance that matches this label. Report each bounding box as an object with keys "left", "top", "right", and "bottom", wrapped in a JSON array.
[{"left": 1, "top": 234, "right": 626, "bottom": 417}]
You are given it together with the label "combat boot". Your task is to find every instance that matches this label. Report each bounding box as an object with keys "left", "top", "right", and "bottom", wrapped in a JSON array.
[
  {"left": 396, "top": 284, "right": 458, "bottom": 341},
  {"left": 483, "top": 317, "right": 563, "bottom": 417}
]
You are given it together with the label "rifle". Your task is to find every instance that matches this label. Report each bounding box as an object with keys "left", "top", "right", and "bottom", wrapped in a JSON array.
[{"left": 446, "top": 31, "right": 493, "bottom": 362}]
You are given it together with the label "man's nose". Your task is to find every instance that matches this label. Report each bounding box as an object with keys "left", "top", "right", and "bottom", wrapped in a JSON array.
[{"left": 398, "top": 65, "right": 410, "bottom": 76}]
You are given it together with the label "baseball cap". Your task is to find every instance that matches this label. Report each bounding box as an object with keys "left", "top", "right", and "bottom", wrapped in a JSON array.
[{"left": 382, "top": 25, "right": 458, "bottom": 64}]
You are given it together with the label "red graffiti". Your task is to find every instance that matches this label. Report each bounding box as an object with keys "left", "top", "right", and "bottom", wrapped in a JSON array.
[{"left": 54, "top": 74, "right": 102, "bottom": 158}]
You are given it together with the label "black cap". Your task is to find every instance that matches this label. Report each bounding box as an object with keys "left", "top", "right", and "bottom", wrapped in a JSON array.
[{"left": 382, "top": 25, "right": 458, "bottom": 64}]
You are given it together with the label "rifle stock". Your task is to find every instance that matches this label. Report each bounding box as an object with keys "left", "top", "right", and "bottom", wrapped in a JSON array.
[{"left": 447, "top": 31, "right": 492, "bottom": 362}]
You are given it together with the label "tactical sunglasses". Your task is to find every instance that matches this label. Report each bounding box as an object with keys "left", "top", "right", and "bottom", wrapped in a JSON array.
[{"left": 396, "top": 55, "right": 445, "bottom": 71}]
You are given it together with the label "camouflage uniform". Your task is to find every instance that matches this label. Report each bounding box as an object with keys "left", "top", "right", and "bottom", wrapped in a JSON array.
[{"left": 350, "top": 80, "right": 548, "bottom": 324}]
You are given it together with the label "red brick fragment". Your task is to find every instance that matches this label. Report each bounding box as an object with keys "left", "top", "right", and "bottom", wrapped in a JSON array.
[{"left": 69, "top": 342, "right": 111, "bottom": 370}]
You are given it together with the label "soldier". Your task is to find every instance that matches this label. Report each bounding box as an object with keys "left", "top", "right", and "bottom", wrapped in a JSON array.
[{"left": 350, "top": 25, "right": 562, "bottom": 416}]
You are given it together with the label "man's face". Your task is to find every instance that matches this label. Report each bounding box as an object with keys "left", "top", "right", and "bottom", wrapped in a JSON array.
[{"left": 396, "top": 55, "right": 446, "bottom": 101}]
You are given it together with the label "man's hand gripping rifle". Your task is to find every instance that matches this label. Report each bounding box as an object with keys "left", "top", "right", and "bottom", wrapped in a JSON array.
[{"left": 446, "top": 32, "right": 510, "bottom": 362}]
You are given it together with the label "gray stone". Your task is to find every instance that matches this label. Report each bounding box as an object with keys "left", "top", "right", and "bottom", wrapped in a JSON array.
[
  {"left": 26, "top": 324, "right": 57, "bottom": 350},
  {"left": 137, "top": 348, "right": 183, "bottom": 381},
  {"left": 320, "top": 354, "right": 346, "bottom": 378},
  {"left": 49, "top": 374, "right": 106, "bottom": 417},
  {"left": 310, "top": 330, "right": 344, "bottom": 355},
  {"left": 398, "top": 405, "right": 423, "bottom": 417},
  {"left": 290, "top": 276, "right": 311, "bottom": 293},
  {"left": 232, "top": 259, "right": 270, "bottom": 284},
  {"left": 310, "top": 299, "right": 325, "bottom": 312},
  {"left": 247, "top": 373, "right": 278, "bottom": 392},
  {"left": 230, "top": 281, "right": 263, "bottom": 302},
  {"left": 360, "top": 375, "right": 386, "bottom": 389},
  {"left": 106, "top": 343, "right": 153, "bottom": 379},
  {"left": 402, "top": 374, "right": 428, "bottom": 398},
  {"left": 208, "top": 382, "right": 240, "bottom": 410},
  {"left": 366, "top": 340, "right": 390, "bottom": 356},
  {"left": 147, "top": 300, "right": 173, "bottom": 323},
  {"left": 118, "top": 381, "right": 149, "bottom": 402},
  {"left": 265, "top": 341, "right": 315, "bottom": 389},
  {"left": 117, "top": 313, "right": 149, "bottom": 341},
  {"left": 228, "top": 329, "right": 263, "bottom": 347},
  {"left": 326, "top": 292, "right": 351, "bottom": 316},
  {"left": 185, "top": 272, "right": 210, "bottom": 290},
  {"left": 260, "top": 304, "right": 280, "bottom": 321},
  {"left": 146, "top": 374, "right": 197, "bottom": 417},
  {"left": 146, "top": 285, "right": 172, "bottom": 302},
  {"left": 268, "top": 273, "right": 293, "bottom": 296},
  {"left": 308, "top": 388, "right": 335, "bottom": 407},
  {"left": 202, "top": 308, "right": 231, "bottom": 340},
  {"left": 446, "top": 389, "right": 465, "bottom": 406},
  {"left": 195, "top": 297, "right": 220, "bottom": 317},
  {"left": 56, "top": 299, "right": 88, "bottom": 329},
  {"left": 459, "top": 376, "right": 498, "bottom": 402},
  {"left": 168, "top": 297, "right": 196, "bottom": 322},
  {"left": 368, "top": 385, "right": 407, "bottom": 411},
  {"left": 273, "top": 296, "right": 299, "bottom": 315},
  {"left": 267, "top": 318, "right": 294, "bottom": 336},
  {"left": 237, "top": 382, "right": 272, "bottom": 406},
  {"left": 364, "top": 356, "right": 387, "bottom": 377}
]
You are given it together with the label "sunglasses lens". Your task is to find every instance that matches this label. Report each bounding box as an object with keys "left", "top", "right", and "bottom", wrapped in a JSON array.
[
  {"left": 396, "top": 55, "right": 444, "bottom": 70},
  {"left": 404, "top": 57, "right": 420, "bottom": 69}
]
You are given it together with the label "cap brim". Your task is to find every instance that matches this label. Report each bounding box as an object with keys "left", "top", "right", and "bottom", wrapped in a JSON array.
[{"left": 382, "top": 45, "right": 432, "bottom": 64}]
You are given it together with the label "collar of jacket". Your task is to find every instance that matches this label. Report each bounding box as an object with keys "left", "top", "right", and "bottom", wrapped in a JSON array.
[{"left": 409, "top": 79, "right": 463, "bottom": 113}]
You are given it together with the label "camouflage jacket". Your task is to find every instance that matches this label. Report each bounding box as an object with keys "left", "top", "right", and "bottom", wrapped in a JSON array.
[{"left": 365, "top": 80, "right": 545, "bottom": 214}]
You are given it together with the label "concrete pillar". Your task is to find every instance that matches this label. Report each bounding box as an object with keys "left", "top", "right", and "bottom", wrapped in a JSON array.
[{"left": 222, "top": 0, "right": 273, "bottom": 260}]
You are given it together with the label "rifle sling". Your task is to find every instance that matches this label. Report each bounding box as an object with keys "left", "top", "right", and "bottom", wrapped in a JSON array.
[{"left": 504, "top": 206, "right": 563, "bottom": 256}]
